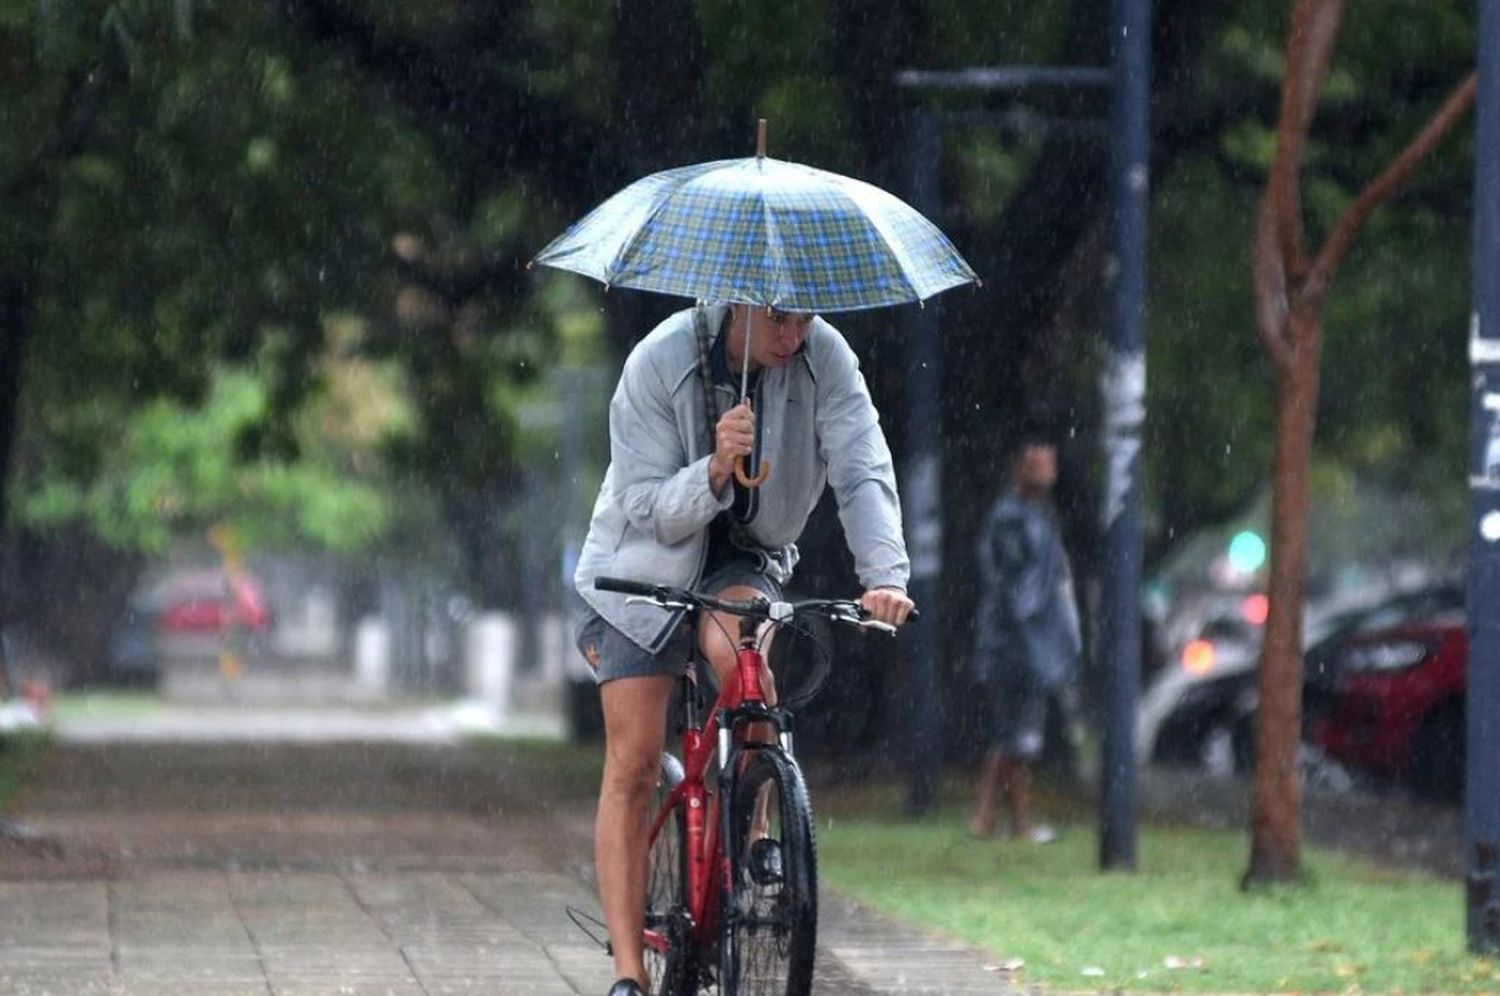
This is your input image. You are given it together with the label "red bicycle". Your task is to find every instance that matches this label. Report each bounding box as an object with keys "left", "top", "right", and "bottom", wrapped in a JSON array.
[{"left": 589, "top": 576, "right": 902, "bottom": 996}]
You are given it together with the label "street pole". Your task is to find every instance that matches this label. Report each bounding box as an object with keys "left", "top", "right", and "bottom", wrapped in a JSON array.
[
  {"left": 903, "top": 109, "right": 943, "bottom": 814},
  {"left": 1467, "top": 0, "right": 1500, "bottom": 954},
  {"left": 1098, "top": 0, "right": 1150, "bottom": 871},
  {"left": 559, "top": 368, "right": 585, "bottom": 604}
]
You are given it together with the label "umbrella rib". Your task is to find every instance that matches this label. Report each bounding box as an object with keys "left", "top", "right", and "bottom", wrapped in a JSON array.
[
  {"left": 761, "top": 175, "right": 790, "bottom": 308},
  {"left": 831, "top": 177, "right": 932, "bottom": 301},
  {"left": 599, "top": 182, "right": 689, "bottom": 288}
]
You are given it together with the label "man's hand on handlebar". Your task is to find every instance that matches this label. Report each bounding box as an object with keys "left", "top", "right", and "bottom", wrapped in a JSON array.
[{"left": 860, "top": 586, "right": 915, "bottom": 627}]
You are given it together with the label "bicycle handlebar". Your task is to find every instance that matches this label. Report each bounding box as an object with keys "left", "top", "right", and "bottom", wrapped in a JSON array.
[
  {"left": 591, "top": 576, "right": 917, "bottom": 630},
  {"left": 592, "top": 576, "right": 668, "bottom": 598}
]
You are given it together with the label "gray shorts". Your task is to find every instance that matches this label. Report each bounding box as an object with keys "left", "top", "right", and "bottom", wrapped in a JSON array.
[
  {"left": 990, "top": 669, "right": 1049, "bottom": 760},
  {"left": 575, "top": 559, "right": 783, "bottom": 684}
]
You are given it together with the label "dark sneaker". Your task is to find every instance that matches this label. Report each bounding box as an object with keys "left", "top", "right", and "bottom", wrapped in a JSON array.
[
  {"left": 607, "top": 980, "right": 646, "bottom": 996},
  {"left": 748, "top": 837, "right": 784, "bottom": 886}
]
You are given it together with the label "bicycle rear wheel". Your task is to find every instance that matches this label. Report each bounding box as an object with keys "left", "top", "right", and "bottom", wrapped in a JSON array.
[
  {"left": 646, "top": 752, "right": 694, "bottom": 996},
  {"left": 723, "top": 749, "right": 817, "bottom": 996}
]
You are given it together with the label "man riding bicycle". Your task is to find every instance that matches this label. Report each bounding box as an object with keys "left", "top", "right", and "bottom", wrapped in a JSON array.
[{"left": 574, "top": 302, "right": 914, "bottom": 996}]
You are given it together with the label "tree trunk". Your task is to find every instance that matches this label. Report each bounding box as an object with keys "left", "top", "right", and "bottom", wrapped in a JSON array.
[
  {"left": 1245, "top": 306, "right": 1322, "bottom": 885},
  {"left": 1242, "top": 0, "right": 1473, "bottom": 883},
  {"left": 4, "top": 527, "right": 144, "bottom": 687}
]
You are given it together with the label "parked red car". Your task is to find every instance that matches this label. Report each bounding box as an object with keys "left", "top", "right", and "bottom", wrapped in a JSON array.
[
  {"left": 1306, "top": 612, "right": 1465, "bottom": 801},
  {"left": 154, "top": 571, "right": 270, "bottom": 634}
]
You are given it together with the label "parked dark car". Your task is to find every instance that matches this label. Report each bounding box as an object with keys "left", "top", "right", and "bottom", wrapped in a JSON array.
[
  {"left": 105, "top": 596, "right": 162, "bottom": 684},
  {"left": 1306, "top": 612, "right": 1466, "bottom": 802}
]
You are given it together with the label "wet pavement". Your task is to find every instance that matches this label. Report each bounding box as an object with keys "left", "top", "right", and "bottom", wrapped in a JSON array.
[{"left": 0, "top": 729, "right": 1021, "bottom": 996}]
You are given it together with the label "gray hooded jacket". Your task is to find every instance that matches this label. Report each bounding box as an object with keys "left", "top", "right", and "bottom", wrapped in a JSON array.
[
  {"left": 970, "top": 490, "right": 1082, "bottom": 690},
  {"left": 575, "top": 305, "right": 910, "bottom": 652}
]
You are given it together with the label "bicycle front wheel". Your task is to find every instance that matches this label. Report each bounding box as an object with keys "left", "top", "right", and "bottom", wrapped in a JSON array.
[
  {"left": 646, "top": 752, "right": 693, "bottom": 996},
  {"left": 723, "top": 749, "right": 817, "bottom": 996}
]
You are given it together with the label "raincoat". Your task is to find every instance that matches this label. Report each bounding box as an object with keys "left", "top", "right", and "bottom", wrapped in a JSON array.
[
  {"left": 575, "top": 305, "right": 909, "bottom": 652},
  {"left": 971, "top": 491, "right": 1082, "bottom": 690}
]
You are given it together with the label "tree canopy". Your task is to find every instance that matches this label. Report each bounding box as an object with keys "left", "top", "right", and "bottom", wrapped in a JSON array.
[{"left": 0, "top": 0, "right": 1480, "bottom": 683}]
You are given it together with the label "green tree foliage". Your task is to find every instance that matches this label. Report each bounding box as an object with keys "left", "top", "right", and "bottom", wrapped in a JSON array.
[
  {"left": 1145, "top": 2, "right": 1473, "bottom": 555},
  {"left": 16, "top": 325, "right": 408, "bottom": 554},
  {"left": 4, "top": 3, "right": 418, "bottom": 512},
  {"left": 0, "top": 0, "right": 1480, "bottom": 682},
  {"left": 1, "top": 1, "right": 460, "bottom": 677}
]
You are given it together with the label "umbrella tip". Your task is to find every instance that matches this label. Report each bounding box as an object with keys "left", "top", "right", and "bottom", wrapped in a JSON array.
[{"left": 756, "top": 118, "right": 767, "bottom": 158}]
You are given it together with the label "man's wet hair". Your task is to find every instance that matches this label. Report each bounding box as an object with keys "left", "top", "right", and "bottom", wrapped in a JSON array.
[{"left": 1008, "top": 425, "right": 1058, "bottom": 464}]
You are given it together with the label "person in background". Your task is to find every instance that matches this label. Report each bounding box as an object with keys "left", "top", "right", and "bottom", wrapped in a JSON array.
[{"left": 967, "top": 433, "right": 1082, "bottom": 843}]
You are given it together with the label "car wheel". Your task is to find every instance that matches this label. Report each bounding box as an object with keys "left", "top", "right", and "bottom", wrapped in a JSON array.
[
  {"left": 1408, "top": 700, "right": 1463, "bottom": 804},
  {"left": 1231, "top": 714, "right": 1256, "bottom": 777},
  {"left": 1198, "top": 724, "right": 1237, "bottom": 778}
]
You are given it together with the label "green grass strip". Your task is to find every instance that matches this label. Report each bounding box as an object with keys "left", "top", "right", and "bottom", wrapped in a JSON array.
[
  {"left": 0, "top": 730, "right": 52, "bottom": 812},
  {"left": 818, "top": 795, "right": 1493, "bottom": 992}
]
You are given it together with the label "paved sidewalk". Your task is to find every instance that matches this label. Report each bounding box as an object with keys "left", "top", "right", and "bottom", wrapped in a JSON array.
[
  {"left": 50, "top": 700, "right": 566, "bottom": 745},
  {"left": 0, "top": 735, "right": 1018, "bottom": 995}
]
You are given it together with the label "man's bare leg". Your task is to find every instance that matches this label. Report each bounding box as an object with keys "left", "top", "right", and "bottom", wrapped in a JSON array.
[
  {"left": 998, "top": 755, "right": 1033, "bottom": 839},
  {"left": 968, "top": 750, "right": 1004, "bottom": 837},
  {"left": 596, "top": 674, "right": 674, "bottom": 987}
]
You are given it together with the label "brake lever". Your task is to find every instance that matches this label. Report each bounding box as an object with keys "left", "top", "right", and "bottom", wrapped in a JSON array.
[
  {"left": 625, "top": 595, "right": 691, "bottom": 611},
  {"left": 828, "top": 609, "right": 898, "bottom": 636}
]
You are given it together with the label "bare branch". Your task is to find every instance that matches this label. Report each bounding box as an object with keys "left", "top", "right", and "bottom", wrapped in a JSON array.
[
  {"left": 1267, "top": 0, "right": 1346, "bottom": 276},
  {"left": 1308, "top": 71, "right": 1477, "bottom": 300},
  {"left": 1288, "top": 0, "right": 1346, "bottom": 136},
  {"left": 1253, "top": 198, "right": 1296, "bottom": 373}
]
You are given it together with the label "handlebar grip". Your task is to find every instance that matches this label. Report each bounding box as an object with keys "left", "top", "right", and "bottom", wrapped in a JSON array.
[{"left": 593, "top": 576, "right": 661, "bottom": 597}]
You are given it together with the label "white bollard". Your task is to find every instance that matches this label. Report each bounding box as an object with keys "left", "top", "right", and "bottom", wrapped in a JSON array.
[
  {"left": 539, "top": 612, "right": 568, "bottom": 684},
  {"left": 466, "top": 613, "right": 517, "bottom": 721},
  {"left": 354, "top": 616, "right": 391, "bottom": 696}
]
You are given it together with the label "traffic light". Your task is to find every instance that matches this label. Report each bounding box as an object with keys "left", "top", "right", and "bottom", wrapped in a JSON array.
[{"left": 1227, "top": 530, "right": 1267, "bottom": 575}]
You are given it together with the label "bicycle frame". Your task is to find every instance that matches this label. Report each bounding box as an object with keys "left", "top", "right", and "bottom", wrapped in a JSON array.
[{"left": 643, "top": 622, "right": 791, "bottom": 966}]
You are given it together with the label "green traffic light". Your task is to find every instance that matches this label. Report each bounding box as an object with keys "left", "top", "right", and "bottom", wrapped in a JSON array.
[{"left": 1228, "top": 530, "right": 1267, "bottom": 574}]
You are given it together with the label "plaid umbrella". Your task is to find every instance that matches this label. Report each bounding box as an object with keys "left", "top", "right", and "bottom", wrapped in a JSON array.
[{"left": 531, "top": 156, "right": 978, "bottom": 313}]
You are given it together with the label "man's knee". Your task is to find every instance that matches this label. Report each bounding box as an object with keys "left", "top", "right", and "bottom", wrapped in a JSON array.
[{"left": 602, "top": 742, "right": 661, "bottom": 801}]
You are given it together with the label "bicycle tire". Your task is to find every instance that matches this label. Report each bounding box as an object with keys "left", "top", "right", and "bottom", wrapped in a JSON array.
[
  {"left": 646, "top": 752, "right": 695, "bottom": 996},
  {"left": 721, "top": 749, "right": 817, "bottom": 996}
]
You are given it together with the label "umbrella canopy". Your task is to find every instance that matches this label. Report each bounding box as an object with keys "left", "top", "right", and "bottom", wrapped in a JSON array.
[{"left": 532, "top": 156, "right": 978, "bottom": 312}]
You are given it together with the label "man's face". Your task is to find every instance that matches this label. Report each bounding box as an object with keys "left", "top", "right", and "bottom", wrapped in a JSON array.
[
  {"left": 1017, "top": 444, "right": 1058, "bottom": 492},
  {"left": 742, "top": 307, "right": 813, "bottom": 369}
]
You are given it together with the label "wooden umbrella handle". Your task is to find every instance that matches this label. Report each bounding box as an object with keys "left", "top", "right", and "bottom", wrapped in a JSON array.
[{"left": 734, "top": 455, "right": 771, "bottom": 488}]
